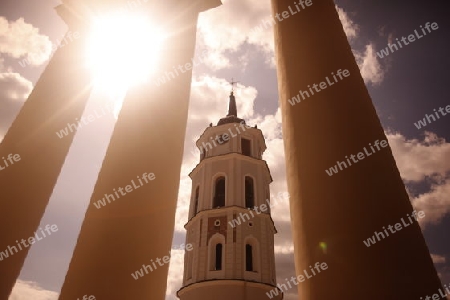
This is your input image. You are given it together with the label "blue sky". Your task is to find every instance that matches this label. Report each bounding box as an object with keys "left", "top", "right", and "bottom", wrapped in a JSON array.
[{"left": 0, "top": 0, "right": 449, "bottom": 299}]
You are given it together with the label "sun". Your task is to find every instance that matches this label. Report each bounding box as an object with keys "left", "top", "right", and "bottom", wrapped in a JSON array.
[{"left": 86, "top": 13, "right": 165, "bottom": 92}]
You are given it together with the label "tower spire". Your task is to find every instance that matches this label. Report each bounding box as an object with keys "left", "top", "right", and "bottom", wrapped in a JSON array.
[
  {"left": 227, "top": 91, "right": 237, "bottom": 117},
  {"left": 217, "top": 78, "right": 245, "bottom": 125},
  {"left": 227, "top": 78, "right": 239, "bottom": 117}
]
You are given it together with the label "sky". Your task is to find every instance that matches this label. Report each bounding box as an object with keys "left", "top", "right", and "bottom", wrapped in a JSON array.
[{"left": 0, "top": 0, "right": 449, "bottom": 299}]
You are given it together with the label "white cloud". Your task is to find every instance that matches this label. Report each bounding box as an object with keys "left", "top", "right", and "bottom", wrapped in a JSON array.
[
  {"left": 166, "top": 249, "right": 186, "bottom": 300},
  {"left": 355, "top": 43, "right": 385, "bottom": 85},
  {"left": 0, "top": 17, "right": 52, "bottom": 66},
  {"left": 387, "top": 131, "right": 450, "bottom": 182},
  {"left": 335, "top": 5, "right": 359, "bottom": 40},
  {"left": 413, "top": 179, "right": 450, "bottom": 227},
  {"left": 335, "top": 5, "right": 386, "bottom": 85},
  {"left": 386, "top": 131, "right": 450, "bottom": 226},
  {"left": 189, "top": 75, "right": 257, "bottom": 122},
  {"left": 0, "top": 71, "right": 32, "bottom": 137},
  {"left": 275, "top": 244, "right": 294, "bottom": 255},
  {"left": 197, "top": 0, "right": 273, "bottom": 70},
  {"left": 9, "top": 280, "right": 58, "bottom": 300},
  {"left": 431, "top": 254, "right": 446, "bottom": 264},
  {"left": 199, "top": 2, "right": 386, "bottom": 86},
  {"left": 0, "top": 72, "right": 33, "bottom": 101}
]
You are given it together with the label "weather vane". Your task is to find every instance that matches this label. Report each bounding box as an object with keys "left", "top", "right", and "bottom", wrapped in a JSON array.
[{"left": 229, "top": 78, "right": 239, "bottom": 92}]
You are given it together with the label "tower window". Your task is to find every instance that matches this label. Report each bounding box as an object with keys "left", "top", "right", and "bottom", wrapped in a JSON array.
[
  {"left": 245, "top": 177, "right": 254, "bottom": 208},
  {"left": 215, "top": 243, "right": 223, "bottom": 270},
  {"left": 246, "top": 244, "right": 253, "bottom": 271},
  {"left": 213, "top": 177, "right": 225, "bottom": 208},
  {"left": 241, "top": 138, "right": 251, "bottom": 156},
  {"left": 193, "top": 186, "right": 199, "bottom": 216},
  {"left": 187, "top": 252, "right": 193, "bottom": 279}
]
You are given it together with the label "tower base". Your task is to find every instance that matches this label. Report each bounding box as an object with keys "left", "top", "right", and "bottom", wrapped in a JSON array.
[{"left": 177, "top": 280, "right": 283, "bottom": 300}]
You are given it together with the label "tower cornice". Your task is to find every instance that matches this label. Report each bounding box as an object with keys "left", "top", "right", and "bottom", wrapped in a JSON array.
[
  {"left": 184, "top": 205, "right": 278, "bottom": 233},
  {"left": 196, "top": 123, "right": 267, "bottom": 152},
  {"left": 188, "top": 152, "right": 272, "bottom": 183},
  {"left": 177, "top": 279, "right": 284, "bottom": 299}
]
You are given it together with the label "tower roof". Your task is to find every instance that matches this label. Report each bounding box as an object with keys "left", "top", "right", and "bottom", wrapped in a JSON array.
[{"left": 217, "top": 91, "right": 246, "bottom": 126}]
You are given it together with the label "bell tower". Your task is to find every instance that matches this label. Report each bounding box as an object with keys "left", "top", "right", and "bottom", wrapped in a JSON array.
[{"left": 177, "top": 91, "right": 283, "bottom": 300}]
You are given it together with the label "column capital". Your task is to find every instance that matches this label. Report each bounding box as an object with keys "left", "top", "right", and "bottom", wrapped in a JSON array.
[
  {"left": 56, "top": 0, "right": 221, "bottom": 30},
  {"left": 55, "top": 1, "right": 92, "bottom": 31}
]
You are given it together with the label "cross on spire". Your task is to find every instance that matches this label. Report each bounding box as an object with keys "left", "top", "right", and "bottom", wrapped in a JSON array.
[
  {"left": 226, "top": 78, "right": 239, "bottom": 117},
  {"left": 229, "top": 78, "right": 239, "bottom": 92},
  {"left": 217, "top": 78, "right": 246, "bottom": 125}
]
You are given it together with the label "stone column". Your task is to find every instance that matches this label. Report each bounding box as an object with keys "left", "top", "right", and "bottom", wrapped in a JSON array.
[
  {"left": 59, "top": 1, "right": 221, "bottom": 299},
  {"left": 271, "top": 0, "right": 442, "bottom": 299},
  {"left": 0, "top": 4, "right": 92, "bottom": 298}
]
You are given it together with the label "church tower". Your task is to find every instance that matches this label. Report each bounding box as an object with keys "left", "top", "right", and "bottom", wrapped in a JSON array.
[{"left": 177, "top": 90, "right": 283, "bottom": 300}]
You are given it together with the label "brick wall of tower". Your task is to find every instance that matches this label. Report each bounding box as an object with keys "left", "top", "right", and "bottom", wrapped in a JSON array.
[{"left": 183, "top": 209, "right": 276, "bottom": 286}]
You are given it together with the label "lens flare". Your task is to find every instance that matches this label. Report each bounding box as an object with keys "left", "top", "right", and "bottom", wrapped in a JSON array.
[
  {"left": 86, "top": 13, "right": 165, "bottom": 92},
  {"left": 319, "top": 242, "right": 327, "bottom": 254}
]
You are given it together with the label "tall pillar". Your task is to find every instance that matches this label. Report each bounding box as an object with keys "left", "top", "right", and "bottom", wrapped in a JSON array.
[
  {"left": 59, "top": 1, "right": 221, "bottom": 299},
  {"left": 0, "top": 4, "right": 92, "bottom": 298},
  {"left": 271, "top": 0, "right": 442, "bottom": 299}
]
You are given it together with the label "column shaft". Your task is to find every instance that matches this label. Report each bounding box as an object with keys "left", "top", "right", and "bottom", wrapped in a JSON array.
[
  {"left": 0, "top": 28, "right": 92, "bottom": 298},
  {"left": 59, "top": 1, "right": 221, "bottom": 299},
  {"left": 271, "top": 0, "right": 441, "bottom": 298}
]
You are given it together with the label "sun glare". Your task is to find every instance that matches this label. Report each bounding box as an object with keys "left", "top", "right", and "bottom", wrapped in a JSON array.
[{"left": 87, "top": 13, "right": 165, "bottom": 92}]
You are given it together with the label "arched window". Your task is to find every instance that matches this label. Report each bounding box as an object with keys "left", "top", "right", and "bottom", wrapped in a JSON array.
[
  {"left": 208, "top": 234, "right": 225, "bottom": 273},
  {"left": 241, "top": 138, "right": 251, "bottom": 156},
  {"left": 245, "top": 177, "right": 254, "bottom": 208},
  {"left": 193, "top": 186, "right": 199, "bottom": 216},
  {"left": 213, "top": 177, "right": 225, "bottom": 208},
  {"left": 246, "top": 244, "right": 253, "bottom": 271},
  {"left": 215, "top": 243, "right": 223, "bottom": 270}
]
